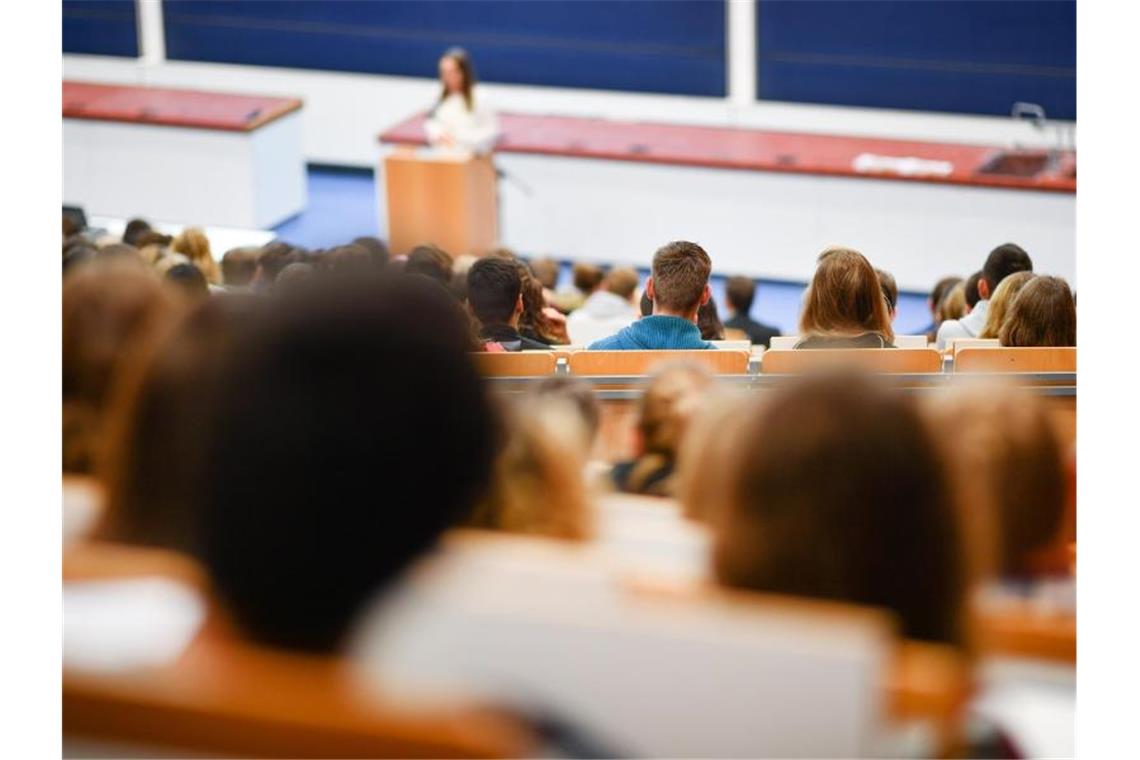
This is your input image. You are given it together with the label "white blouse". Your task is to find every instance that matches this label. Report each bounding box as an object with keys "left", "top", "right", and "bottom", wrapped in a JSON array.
[{"left": 424, "top": 91, "right": 500, "bottom": 154}]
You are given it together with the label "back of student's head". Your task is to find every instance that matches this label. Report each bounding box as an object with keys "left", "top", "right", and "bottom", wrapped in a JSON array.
[
  {"left": 922, "top": 386, "right": 1070, "bottom": 579},
  {"left": 876, "top": 268, "right": 899, "bottom": 317},
  {"left": 964, "top": 271, "right": 983, "bottom": 310},
  {"left": 196, "top": 273, "right": 496, "bottom": 652},
  {"left": 529, "top": 375, "right": 601, "bottom": 449},
  {"left": 122, "top": 218, "right": 153, "bottom": 247},
  {"left": 172, "top": 227, "right": 221, "bottom": 285},
  {"left": 256, "top": 241, "right": 303, "bottom": 285},
  {"left": 572, "top": 262, "right": 606, "bottom": 294},
  {"left": 603, "top": 267, "right": 639, "bottom": 301},
  {"left": 405, "top": 244, "right": 454, "bottom": 285},
  {"left": 351, "top": 236, "right": 390, "bottom": 268},
  {"left": 978, "top": 271, "right": 1036, "bottom": 340},
  {"left": 99, "top": 295, "right": 253, "bottom": 553},
  {"left": 465, "top": 395, "right": 592, "bottom": 541},
  {"left": 651, "top": 241, "right": 712, "bottom": 313},
  {"left": 63, "top": 261, "right": 182, "bottom": 473},
  {"left": 725, "top": 276, "right": 755, "bottom": 316},
  {"left": 530, "top": 257, "right": 560, "bottom": 290},
  {"left": 221, "top": 246, "right": 260, "bottom": 287},
  {"left": 982, "top": 243, "right": 1033, "bottom": 293},
  {"left": 712, "top": 372, "right": 964, "bottom": 645},
  {"left": 929, "top": 276, "right": 963, "bottom": 315},
  {"left": 799, "top": 247, "right": 894, "bottom": 342},
  {"left": 467, "top": 257, "right": 521, "bottom": 325},
  {"left": 999, "top": 275, "right": 1076, "bottom": 347},
  {"left": 165, "top": 262, "right": 210, "bottom": 300},
  {"left": 937, "top": 281, "right": 968, "bottom": 324}
]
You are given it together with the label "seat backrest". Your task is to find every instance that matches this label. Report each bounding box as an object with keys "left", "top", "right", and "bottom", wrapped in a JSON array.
[
  {"left": 470, "top": 351, "right": 557, "bottom": 377},
  {"left": 769, "top": 335, "right": 799, "bottom": 350},
  {"left": 893, "top": 335, "right": 930, "bottom": 348},
  {"left": 761, "top": 348, "right": 943, "bottom": 375},
  {"left": 947, "top": 338, "right": 1000, "bottom": 355},
  {"left": 569, "top": 350, "right": 749, "bottom": 376},
  {"left": 708, "top": 339, "right": 752, "bottom": 351},
  {"left": 953, "top": 347, "right": 1076, "bottom": 373},
  {"left": 63, "top": 542, "right": 533, "bottom": 759},
  {"left": 356, "top": 542, "right": 893, "bottom": 758}
]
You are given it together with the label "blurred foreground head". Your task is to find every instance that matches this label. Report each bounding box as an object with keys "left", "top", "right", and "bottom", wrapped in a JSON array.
[
  {"left": 197, "top": 273, "right": 497, "bottom": 652},
  {"left": 712, "top": 372, "right": 965, "bottom": 645}
]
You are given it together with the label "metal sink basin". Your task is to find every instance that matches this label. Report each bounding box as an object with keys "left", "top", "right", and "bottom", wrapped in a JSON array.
[{"left": 977, "top": 151, "right": 1051, "bottom": 178}]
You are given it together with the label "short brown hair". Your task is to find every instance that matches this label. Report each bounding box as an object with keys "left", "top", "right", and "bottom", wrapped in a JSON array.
[
  {"left": 799, "top": 247, "right": 894, "bottom": 342},
  {"left": 650, "top": 241, "right": 712, "bottom": 312},
  {"left": 602, "top": 267, "right": 639, "bottom": 300},
  {"left": 572, "top": 263, "right": 605, "bottom": 293},
  {"left": 712, "top": 372, "right": 965, "bottom": 645},
  {"left": 999, "top": 275, "right": 1076, "bottom": 347},
  {"left": 221, "top": 246, "right": 260, "bottom": 287},
  {"left": 725, "top": 275, "right": 755, "bottom": 314}
]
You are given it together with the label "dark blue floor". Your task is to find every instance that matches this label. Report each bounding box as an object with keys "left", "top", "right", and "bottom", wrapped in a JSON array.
[{"left": 275, "top": 167, "right": 932, "bottom": 336}]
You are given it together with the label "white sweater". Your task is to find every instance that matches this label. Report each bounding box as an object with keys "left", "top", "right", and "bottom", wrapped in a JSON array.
[{"left": 424, "top": 92, "right": 500, "bottom": 154}]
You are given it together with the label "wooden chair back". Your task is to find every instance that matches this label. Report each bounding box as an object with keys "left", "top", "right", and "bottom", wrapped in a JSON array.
[
  {"left": 893, "top": 335, "right": 930, "bottom": 348},
  {"left": 708, "top": 339, "right": 752, "bottom": 351},
  {"left": 761, "top": 348, "right": 944, "bottom": 375},
  {"left": 63, "top": 542, "right": 534, "bottom": 758},
  {"left": 470, "top": 351, "right": 557, "bottom": 377},
  {"left": 568, "top": 350, "right": 750, "bottom": 376},
  {"left": 953, "top": 347, "right": 1076, "bottom": 373}
]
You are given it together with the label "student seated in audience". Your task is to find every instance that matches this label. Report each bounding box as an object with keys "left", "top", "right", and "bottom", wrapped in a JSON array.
[
  {"left": 63, "top": 261, "right": 182, "bottom": 474},
  {"left": 464, "top": 394, "right": 593, "bottom": 541},
  {"left": 529, "top": 375, "right": 601, "bottom": 452},
  {"left": 921, "top": 276, "right": 963, "bottom": 341},
  {"left": 795, "top": 247, "right": 895, "bottom": 348},
  {"left": 519, "top": 265, "right": 570, "bottom": 345},
  {"left": 196, "top": 273, "right": 497, "bottom": 652},
  {"left": 710, "top": 372, "right": 965, "bottom": 645},
  {"left": 977, "top": 270, "right": 1035, "bottom": 340},
  {"left": 697, "top": 298, "right": 726, "bottom": 341},
  {"left": 172, "top": 227, "right": 223, "bottom": 286},
  {"left": 467, "top": 257, "right": 550, "bottom": 351},
  {"left": 723, "top": 276, "right": 781, "bottom": 348},
  {"left": 220, "top": 246, "right": 260, "bottom": 289},
  {"left": 612, "top": 363, "right": 714, "bottom": 497},
  {"left": 275, "top": 261, "right": 316, "bottom": 294},
  {"left": 589, "top": 241, "right": 714, "bottom": 350},
  {"left": 351, "top": 236, "right": 390, "bottom": 268},
  {"left": 566, "top": 267, "right": 639, "bottom": 346},
  {"left": 875, "top": 268, "right": 898, "bottom": 323},
  {"left": 552, "top": 262, "right": 605, "bottom": 314},
  {"left": 998, "top": 275, "right": 1076, "bottom": 347},
  {"left": 529, "top": 256, "right": 561, "bottom": 305},
  {"left": 165, "top": 262, "right": 210, "bottom": 300},
  {"left": 98, "top": 296, "right": 251, "bottom": 553},
  {"left": 405, "top": 244, "right": 454, "bottom": 285},
  {"left": 963, "top": 270, "right": 983, "bottom": 314},
  {"left": 922, "top": 387, "right": 1072, "bottom": 582},
  {"left": 252, "top": 241, "right": 305, "bottom": 289},
  {"left": 937, "top": 280, "right": 968, "bottom": 327},
  {"left": 321, "top": 243, "right": 375, "bottom": 274},
  {"left": 122, "top": 218, "right": 154, "bottom": 248},
  {"left": 937, "top": 243, "right": 1033, "bottom": 348}
]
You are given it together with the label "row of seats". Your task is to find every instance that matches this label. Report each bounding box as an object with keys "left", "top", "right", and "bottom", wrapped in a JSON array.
[{"left": 474, "top": 346, "right": 1078, "bottom": 378}]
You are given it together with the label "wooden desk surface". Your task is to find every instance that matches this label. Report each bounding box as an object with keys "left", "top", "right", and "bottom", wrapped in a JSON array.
[
  {"left": 380, "top": 111, "right": 1075, "bottom": 193},
  {"left": 63, "top": 81, "right": 303, "bottom": 132}
]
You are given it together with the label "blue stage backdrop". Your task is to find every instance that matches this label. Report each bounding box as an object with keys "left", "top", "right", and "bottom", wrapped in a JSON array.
[
  {"left": 162, "top": 0, "right": 727, "bottom": 97},
  {"left": 63, "top": 0, "right": 139, "bottom": 58},
  {"left": 756, "top": 0, "right": 1075, "bottom": 119}
]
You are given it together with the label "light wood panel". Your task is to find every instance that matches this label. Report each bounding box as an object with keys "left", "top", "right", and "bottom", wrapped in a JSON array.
[
  {"left": 761, "top": 348, "right": 943, "bottom": 374},
  {"left": 470, "top": 351, "right": 557, "bottom": 377},
  {"left": 384, "top": 151, "right": 498, "bottom": 256},
  {"left": 569, "top": 350, "right": 750, "bottom": 376},
  {"left": 954, "top": 347, "right": 1077, "bottom": 373}
]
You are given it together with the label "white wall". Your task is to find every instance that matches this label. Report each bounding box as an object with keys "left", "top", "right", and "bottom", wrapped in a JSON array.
[{"left": 63, "top": 51, "right": 1073, "bottom": 170}]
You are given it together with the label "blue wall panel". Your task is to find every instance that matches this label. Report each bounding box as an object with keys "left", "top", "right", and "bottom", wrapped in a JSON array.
[
  {"left": 757, "top": 1, "right": 1075, "bottom": 119},
  {"left": 163, "top": 0, "right": 726, "bottom": 97},
  {"left": 63, "top": 0, "right": 139, "bottom": 57}
]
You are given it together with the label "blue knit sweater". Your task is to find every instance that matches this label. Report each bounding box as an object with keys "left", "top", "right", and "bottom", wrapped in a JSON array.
[{"left": 587, "top": 315, "right": 713, "bottom": 351}]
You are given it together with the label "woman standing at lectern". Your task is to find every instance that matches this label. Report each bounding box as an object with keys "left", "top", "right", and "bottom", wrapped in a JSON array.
[{"left": 425, "top": 48, "right": 500, "bottom": 154}]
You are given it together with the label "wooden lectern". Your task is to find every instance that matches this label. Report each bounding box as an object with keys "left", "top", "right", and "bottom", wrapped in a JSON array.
[{"left": 384, "top": 148, "right": 499, "bottom": 256}]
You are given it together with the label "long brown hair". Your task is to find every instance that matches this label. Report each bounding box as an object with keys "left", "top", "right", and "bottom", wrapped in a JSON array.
[
  {"left": 999, "top": 275, "right": 1076, "bottom": 347},
  {"left": 712, "top": 371, "right": 965, "bottom": 646},
  {"left": 799, "top": 247, "right": 894, "bottom": 343},
  {"left": 978, "top": 270, "right": 1035, "bottom": 339},
  {"left": 438, "top": 47, "right": 476, "bottom": 110}
]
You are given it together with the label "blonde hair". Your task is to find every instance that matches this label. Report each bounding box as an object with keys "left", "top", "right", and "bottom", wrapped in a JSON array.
[
  {"left": 799, "top": 247, "right": 894, "bottom": 343},
  {"left": 172, "top": 227, "right": 222, "bottom": 285},
  {"left": 676, "top": 388, "right": 749, "bottom": 523},
  {"left": 978, "top": 271, "right": 1035, "bottom": 339},
  {"left": 466, "top": 398, "right": 592, "bottom": 541},
  {"left": 936, "top": 281, "right": 967, "bottom": 324}
]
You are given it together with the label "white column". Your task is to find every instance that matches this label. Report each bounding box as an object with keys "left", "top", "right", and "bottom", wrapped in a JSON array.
[
  {"left": 137, "top": 0, "right": 166, "bottom": 65},
  {"left": 726, "top": 0, "right": 758, "bottom": 106}
]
